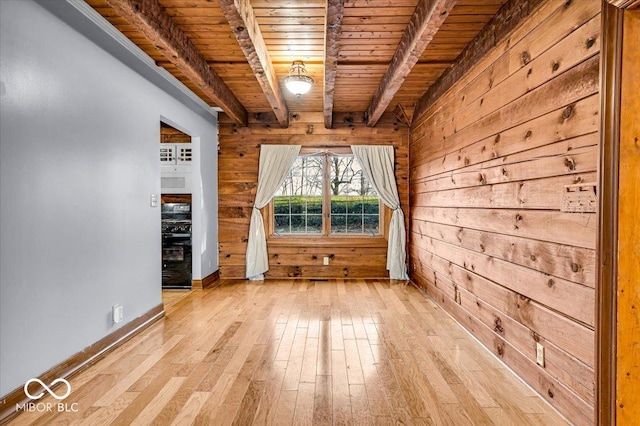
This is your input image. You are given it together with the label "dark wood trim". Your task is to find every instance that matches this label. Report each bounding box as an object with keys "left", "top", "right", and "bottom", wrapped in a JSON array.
[
  {"left": 161, "top": 194, "right": 192, "bottom": 204},
  {"left": 597, "top": 2, "right": 623, "bottom": 425},
  {"left": 323, "top": 0, "right": 345, "bottom": 129},
  {"left": 366, "top": 0, "right": 457, "bottom": 127},
  {"left": 104, "top": 0, "right": 247, "bottom": 126},
  {"left": 192, "top": 270, "right": 221, "bottom": 290},
  {"left": 218, "top": 0, "right": 289, "bottom": 127},
  {"left": 412, "top": 0, "right": 544, "bottom": 125},
  {"left": 218, "top": 110, "right": 403, "bottom": 129},
  {"left": 606, "top": 0, "right": 640, "bottom": 9},
  {"left": 160, "top": 122, "right": 191, "bottom": 143},
  {"left": 0, "top": 304, "right": 164, "bottom": 424}
]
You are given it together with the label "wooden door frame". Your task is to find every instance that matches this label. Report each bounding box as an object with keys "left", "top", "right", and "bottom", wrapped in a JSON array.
[{"left": 597, "top": 1, "right": 638, "bottom": 424}]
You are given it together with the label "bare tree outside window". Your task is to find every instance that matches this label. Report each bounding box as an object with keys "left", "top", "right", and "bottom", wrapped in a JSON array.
[{"left": 274, "top": 156, "right": 323, "bottom": 234}]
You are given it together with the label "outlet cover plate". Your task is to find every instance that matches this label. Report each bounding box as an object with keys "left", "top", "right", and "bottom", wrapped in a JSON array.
[
  {"left": 536, "top": 342, "right": 545, "bottom": 367},
  {"left": 113, "top": 304, "right": 124, "bottom": 324}
]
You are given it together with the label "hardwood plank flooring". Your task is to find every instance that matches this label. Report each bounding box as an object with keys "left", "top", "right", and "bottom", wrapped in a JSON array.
[{"left": 8, "top": 279, "right": 570, "bottom": 425}]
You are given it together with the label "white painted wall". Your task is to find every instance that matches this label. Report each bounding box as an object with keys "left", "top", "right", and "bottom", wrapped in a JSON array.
[{"left": 0, "top": 0, "right": 218, "bottom": 396}]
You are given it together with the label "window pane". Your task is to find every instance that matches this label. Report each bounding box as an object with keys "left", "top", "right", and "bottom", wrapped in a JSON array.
[
  {"left": 364, "top": 215, "right": 379, "bottom": 235},
  {"left": 274, "top": 215, "right": 290, "bottom": 234},
  {"left": 290, "top": 201, "right": 303, "bottom": 214},
  {"left": 329, "top": 155, "right": 380, "bottom": 235},
  {"left": 273, "top": 197, "right": 290, "bottom": 215},
  {"left": 346, "top": 215, "right": 362, "bottom": 234},
  {"left": 273, "top": 156, "right": 323, "bottom": 235},
  {"left": 331, "top": 214, "right": 346, "bottom": 234},
  {"left": 290, "top": 215, "right": 306, "bottom": 233},
  {"left": 332, "top": 197, "right": 346, "bottom": 214},
  {"left": 306, "top": 197, "right": 322, "bottom": 214},
  {"left": 363, "top": 198, "right": 379, "bottom": 214},
  {"left": 307, "top": 214, "right": 322, "bottom": 233},
  {"left": 274, "top": 154, "right": 381, "bottom": 236},
  {"left": 346, "top": 198, "right": 362, "bottom": 214}
]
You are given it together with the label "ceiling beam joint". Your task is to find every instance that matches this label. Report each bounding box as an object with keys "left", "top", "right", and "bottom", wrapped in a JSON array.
[{"left": 365, "top": 0, "right": 458, "bottom": 127}]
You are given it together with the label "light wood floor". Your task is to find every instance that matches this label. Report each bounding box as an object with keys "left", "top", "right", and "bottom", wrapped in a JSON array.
[{"left": 10, "top": 279, "right": 569, "bottom": 425}]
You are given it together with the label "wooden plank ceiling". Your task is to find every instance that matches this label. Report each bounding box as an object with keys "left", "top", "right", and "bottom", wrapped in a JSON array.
[{"left": 87, "top": 0, "right": 506, "bottom": 127}]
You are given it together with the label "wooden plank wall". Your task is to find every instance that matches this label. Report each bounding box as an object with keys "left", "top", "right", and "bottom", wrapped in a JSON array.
[
  {"left": 160, "top": 123, "right": 191, "bottom": 143},
  {"left": 408, "top": 0, "right": 600, "bottom": 424},
  {"left": 617, "top": 7, "right": 639, "bottom": 424},
  {"left": 218, "top": 112, "right": 408, "bottom": 279}
]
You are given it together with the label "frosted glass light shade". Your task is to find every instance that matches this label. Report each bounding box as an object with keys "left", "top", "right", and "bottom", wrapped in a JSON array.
[
  {"left": 284, "top": 76, "right": 313, "bottom": 95},
  {"left": 283, "top": 60, "right": 313, "bottom": 96}
]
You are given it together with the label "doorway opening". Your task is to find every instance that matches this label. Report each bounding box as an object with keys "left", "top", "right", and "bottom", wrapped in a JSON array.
[{"left": 160, "top": 122, "right": 193, "bottom": 290}]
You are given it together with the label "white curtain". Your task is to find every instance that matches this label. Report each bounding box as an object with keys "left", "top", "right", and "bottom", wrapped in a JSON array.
[
  {"left": 246, "top": 144, "right": 301, "bottom": 280},
  {"left": 351, "top": 145, "right": 409, "bottom": 280}
]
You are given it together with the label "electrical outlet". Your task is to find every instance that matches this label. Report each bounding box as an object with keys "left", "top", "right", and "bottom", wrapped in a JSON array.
[
  {"left": 113, "top": 304, "right": 124, "bottom": 324},
  {"left": 536, "top": 342, "right": 545, "bottom": 367},
  {"left": 323, "top": 256, "right": 330, "bottom": 266}
]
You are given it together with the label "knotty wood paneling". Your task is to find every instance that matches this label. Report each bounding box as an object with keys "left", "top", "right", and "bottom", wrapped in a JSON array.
[
  {"left": 616, "top": 8, "right": 640, "bottom": 424},
  {"left": 218, "top": 112, "right": 408, "bottom": 279},
  {"left": 409, "top": 0, "right": 599, "bottom": 423}
]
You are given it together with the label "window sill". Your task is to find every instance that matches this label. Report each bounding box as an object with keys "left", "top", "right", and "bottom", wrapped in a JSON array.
[{"left": 267, "top": 235, "right": 387, "bottom": 247}]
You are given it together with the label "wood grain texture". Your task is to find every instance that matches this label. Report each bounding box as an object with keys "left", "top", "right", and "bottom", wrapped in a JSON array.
[
  {"left": 616, "top": 7, "right": 640, "bottom": 424},
  {"left": 218, "top": 0, "right": 289, "bottom": 127},
  {"left": 103, "top": 0, "right": 248, "bottom": 125},
  {"left": 409, "top": 0, "right": 599, "bottom": 423},
  {"left": 0, "top": 304, "right": 164, "bottom": 424},
  {"left": 87, "top": 0, "right": 508, "bottom": 117},
  {"left": 323, "top": 0, "right": 345, "bottom": 129},
  {"left": 412, "top": 0, "right": 536, "bottom": 123},
  {"left": 607, "top": 0, "right": 640, "bottom": 9},
  {"left": 597, "top": 4, "right": 623, "bottom": 424},
  {"left": 218, "top": 112, "right": 409, "bottom": 279},
  {"left": 365, "top": 0, "right": 458, "bottom": 127},
  {"left": 5, "top": 281, "right": 571, "bottom": 425}
]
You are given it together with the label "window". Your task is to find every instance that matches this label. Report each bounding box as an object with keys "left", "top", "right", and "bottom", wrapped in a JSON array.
[{"left": 272, "top": 152, "right": 380, "bottom": 236}]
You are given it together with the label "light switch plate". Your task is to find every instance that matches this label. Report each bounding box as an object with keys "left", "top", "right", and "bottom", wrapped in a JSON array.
[
  {"left": 150, "top": 194, "right": 159, "bottom": 207},
  {"left": 560, "top": 183, "right": 597, "bottom": 213}
]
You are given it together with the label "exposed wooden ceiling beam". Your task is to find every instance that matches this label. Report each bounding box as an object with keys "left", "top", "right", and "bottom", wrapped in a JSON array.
[
  {"left": 365, "top": 0, "right": 458, "bottom": 127},
  {"left": 413, "top": 0, "right": 532, "bottom": 125},
  {"left": 218, "top": 0, "right": 289, "bottom": 127},
  {"left": 104, "top": 0, "right": 247, "bottom": 126},
  {"left": 323, "top": 0, "right": 345, "bottom": 129}
]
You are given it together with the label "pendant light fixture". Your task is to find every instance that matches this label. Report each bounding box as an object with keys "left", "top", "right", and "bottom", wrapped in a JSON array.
[{"left": 283, "top": 60, "right": 314, "bottom": 96}]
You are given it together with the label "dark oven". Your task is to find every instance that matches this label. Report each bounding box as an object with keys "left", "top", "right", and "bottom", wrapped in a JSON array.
[{"left": 161, "top": 202, "right": 192, "bottom": 289}]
